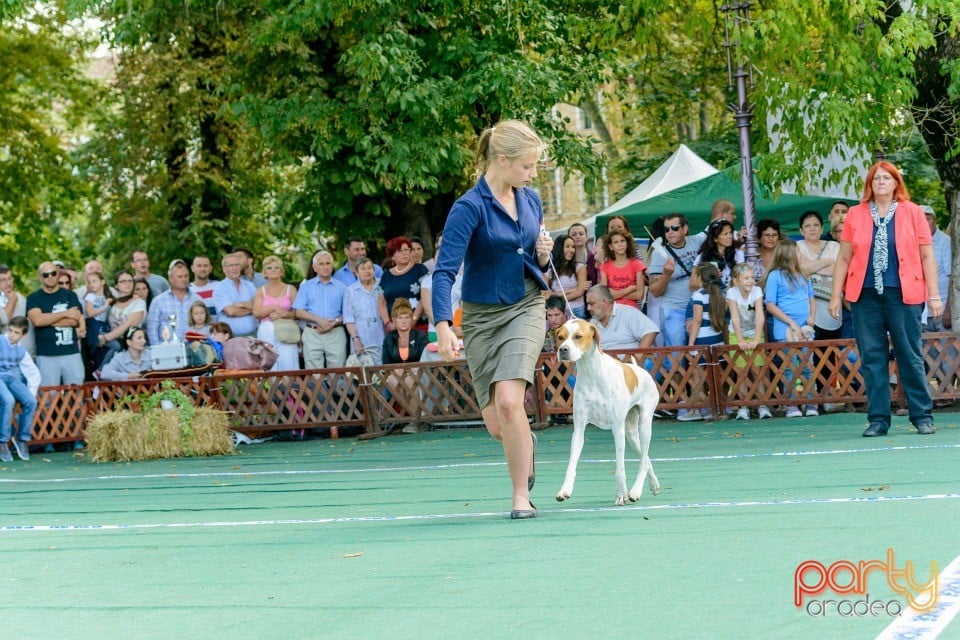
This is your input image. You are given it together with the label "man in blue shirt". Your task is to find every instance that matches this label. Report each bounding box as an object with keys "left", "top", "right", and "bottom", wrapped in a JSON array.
[
  {"left": 147, "top": 260, "right": 202, "bottom": 344},
  {"left": 293, "top": 250, "right": 347, "bottom": 369},
  {"left": 213, "top": 252, "right": 258, "bottom": 337},
  {"left": 922, "top": 205, "right": 951, "bottom": 332}
]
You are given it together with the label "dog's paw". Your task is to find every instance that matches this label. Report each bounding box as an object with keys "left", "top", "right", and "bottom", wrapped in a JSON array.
[
  {"left": 628, "top": 489, "right": 642, "bottom": 502},
  {"left": 615, "top": 492, "right": 627, "bottom": 506},
  {"left": 555, "top": 489, "right": 571, "bottom": 502},
  {"left": 649, "top": 479, "right": 661, "bottom": 496}
]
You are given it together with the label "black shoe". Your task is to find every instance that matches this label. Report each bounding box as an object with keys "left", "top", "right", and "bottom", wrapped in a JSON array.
[
  {"left": 916, "top": 421, "right": 935, "bottom": 435},
  {"left": 862, "top": 423, "right": 889, "bottom": 437},
  {"left": 527, "top": 432, "right": 537, "bottom": 491},
  {"left": 510, "top": 502, "right": 538, "bottom": 520}
]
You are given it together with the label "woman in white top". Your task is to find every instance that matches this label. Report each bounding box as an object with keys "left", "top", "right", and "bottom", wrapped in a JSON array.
[
  {"left": 99, "top": 270, "right": 146, "bottom": 368},
  {"left": 796, "top": 211, "right": 842, "bottom": 339},
  {"left": 545, "top": 234, "right": 587, "bottom": 318}
]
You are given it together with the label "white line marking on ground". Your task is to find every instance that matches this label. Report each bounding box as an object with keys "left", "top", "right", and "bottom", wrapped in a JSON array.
[
  {"left": 876, "top": 554, "right": 960, "bottom": 640},
  {"left": 4, "top": 492, "right": 959, "bottom": 533},
  {"left": 2, "top": 443, "right": 957, "bottom": 485}
]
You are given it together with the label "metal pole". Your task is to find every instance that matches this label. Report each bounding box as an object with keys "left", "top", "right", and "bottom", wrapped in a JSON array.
[
  {"left": 733, "top": 66, "right": 759, "bottom": 268},
  {"left": 722, "top": 1, "right": 759, "bottom": 270}
]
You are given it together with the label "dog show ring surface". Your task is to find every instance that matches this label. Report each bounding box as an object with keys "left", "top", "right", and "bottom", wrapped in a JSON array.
[{"left": 2, "top": 412, "right": 959, "bottom": 639}]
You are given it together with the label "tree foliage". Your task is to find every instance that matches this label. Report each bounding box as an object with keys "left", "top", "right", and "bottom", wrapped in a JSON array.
[
  {"left": 72, "top": 0, "right": 616, "bottom": 270},
  {"left": 230, "top": 0, "right": 615, "bottom": 248},
  {"left": 6, "top": 1, "right": 960, "bottom": 305},
  {"left": 613, "top": 0, "right": 960, "bottom": 312},
  {"left": 0, "top": 3, "right": 95, "bottom": 282}
]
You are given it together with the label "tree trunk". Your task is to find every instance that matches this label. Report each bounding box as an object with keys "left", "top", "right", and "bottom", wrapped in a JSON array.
[{"left": 911, "top": 25, "right": 960, "bottom": 326}]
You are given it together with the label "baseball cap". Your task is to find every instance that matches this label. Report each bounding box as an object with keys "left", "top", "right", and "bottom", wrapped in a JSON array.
[
  {"left": 168, "top": 259, "right": 188, "bottom": 274},
  {"left": 920, "top": 205, "right": 935, "bottom": 216}
]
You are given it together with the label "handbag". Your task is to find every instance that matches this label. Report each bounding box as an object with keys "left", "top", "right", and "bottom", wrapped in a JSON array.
[
  {"left": 223, "top": 338, "right": 279, "bottom": 371},
  {"left": 272, "top": 318, "right": 301, "bottom": 344}
]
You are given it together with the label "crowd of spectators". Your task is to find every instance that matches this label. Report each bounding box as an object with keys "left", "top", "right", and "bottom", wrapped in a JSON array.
[
  {"left": 0, "top": 196, "right": 952, "bottom": 432},
  {"left": 537, "top": 197, "right": 952, "bottom": 422}
]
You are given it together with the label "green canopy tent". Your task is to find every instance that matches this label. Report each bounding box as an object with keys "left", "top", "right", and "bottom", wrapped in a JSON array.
[{"left": 595, "top": 165, "right": 858, "bottom": 241}]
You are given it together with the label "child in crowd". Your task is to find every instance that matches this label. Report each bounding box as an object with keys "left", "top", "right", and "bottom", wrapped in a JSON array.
[
  {"left": 686, "top": 263, "right": 726, "bottom": 349},
  {"left": 726, "top": 263, "right": 771, "bottom": 420},
  {"left": 541, "top": 294, "right": 574, "bottom": 423},
  {"left": 207, "top": 322, "right": 233, "bottom": 361},
  {"left": 0, "top": 317, "right": 41, "bottom": 462},
  {"left": 599, "top": 229, "right": 646, "bottom": 309},
  {"left": 542, "top": 294, "right": 568, "bottom": 352},
  {"left": 677, "top": 262, "right": 727, "bottom": 422},
  {"left": 764, "top": 239, "right": 816, "bottom": 418},
  {"left": 188, "top": 300, "right": 212, "bottom": 336},
  {"left": 679, "top": 263, "right": 726, "bottom": 422},
  {"left": 84, "top": 271, "right": 113, "bottom": 367}
]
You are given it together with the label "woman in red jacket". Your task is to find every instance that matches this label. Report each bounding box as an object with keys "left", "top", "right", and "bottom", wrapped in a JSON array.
[{"left": 829, "top": 161, "right": 942, "bottom": 437}]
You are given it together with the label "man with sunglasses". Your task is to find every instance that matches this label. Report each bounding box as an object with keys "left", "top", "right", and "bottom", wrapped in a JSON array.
[
  {"left": 25, "top": 261, "right": 87, "bottom": 387},
  {"left": 647, "top": 215, "right": 704, "bottom": 420}
]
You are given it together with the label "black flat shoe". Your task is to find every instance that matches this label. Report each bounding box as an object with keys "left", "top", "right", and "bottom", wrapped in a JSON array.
[
  {"left": 510, "top": 502, "right": 538, "bottom": 520},
  {"left": 862, "top": 423, "right": 889, "bottom": 437},
  {"left": 916, "top": 422, "right": 935, "bottom": 435},
  {"left": 528, "top": 432, "right": 537, "bottom": 491}
]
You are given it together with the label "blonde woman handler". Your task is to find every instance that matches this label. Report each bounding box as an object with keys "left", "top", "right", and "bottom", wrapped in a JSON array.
[{"left": 433, "top": 120, "right": 552, "bottom": 520}]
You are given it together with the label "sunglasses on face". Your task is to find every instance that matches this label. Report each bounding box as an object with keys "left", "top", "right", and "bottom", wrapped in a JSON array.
[
  {"left": 665, "top": 225, "right": 683, "bottom": 232},
  {"left": 41, "top": 270, "right": 58, "bottom": 278}
]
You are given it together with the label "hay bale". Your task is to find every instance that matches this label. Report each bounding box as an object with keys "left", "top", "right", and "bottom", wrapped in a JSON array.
[
  {"left": 187, "top": 408, "right": 234, "bottom": 456},
  {"left": 85, "top": 410, "right": 136, "bottom": 462},
  {"left": 85, "top": 406, "right": 233, "bottom": 462}
]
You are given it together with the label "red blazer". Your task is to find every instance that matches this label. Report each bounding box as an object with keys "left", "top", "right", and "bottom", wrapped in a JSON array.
[{"left": 839, "top": 201, "right": 932, "bottom": 304}]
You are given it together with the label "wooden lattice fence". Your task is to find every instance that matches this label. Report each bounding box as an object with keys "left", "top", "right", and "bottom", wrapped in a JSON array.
[{"left": 9, "top": 333, "right": 960, "bottom": 444}]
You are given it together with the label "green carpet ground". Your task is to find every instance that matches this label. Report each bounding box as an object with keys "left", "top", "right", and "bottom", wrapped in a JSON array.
[{"left": 2, "top": 411, "right": 959, "bottom": 639}]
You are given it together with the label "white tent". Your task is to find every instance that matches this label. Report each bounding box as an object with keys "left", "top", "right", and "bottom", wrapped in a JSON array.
[{"left": 565, "top": 144, "right": 718, "bottom": 239}]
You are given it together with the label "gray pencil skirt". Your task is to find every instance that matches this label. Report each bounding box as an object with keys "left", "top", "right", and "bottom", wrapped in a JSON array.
[{"left": 461, "top": 279, "right": 546, "bottom": 410}]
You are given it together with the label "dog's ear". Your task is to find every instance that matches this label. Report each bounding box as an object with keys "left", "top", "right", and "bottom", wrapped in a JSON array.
[
  {"left": 555, "top": 325, "right": 568, "bottom": 343},
  {"left": 589, "top": 323, "right": 603, "bottom": 352}
]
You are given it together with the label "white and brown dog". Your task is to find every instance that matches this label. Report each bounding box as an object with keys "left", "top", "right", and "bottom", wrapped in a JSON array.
[{"left": 554, "top": 319, "right": 661, "bottom": 506}]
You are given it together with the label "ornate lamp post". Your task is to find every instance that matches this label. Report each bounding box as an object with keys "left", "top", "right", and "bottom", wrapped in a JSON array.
[{"left": 721, "top": 1, "right": 759, "bottom": 268}]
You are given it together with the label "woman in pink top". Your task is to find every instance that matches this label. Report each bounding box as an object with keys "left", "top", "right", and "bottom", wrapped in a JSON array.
[
  {"left": 253, "top": 256, "right": 300, "bottom": 371},
  {"left": 599, "top": 229, "right": 646, "bottom": 308},
  {"left": 829, "top": 161, "right": 941, "bottom": 437}
]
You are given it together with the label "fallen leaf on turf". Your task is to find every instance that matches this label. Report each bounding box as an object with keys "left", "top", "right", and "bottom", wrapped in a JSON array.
[{"left": 343, "top": 552, "right": 363, "bottom": 559}]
